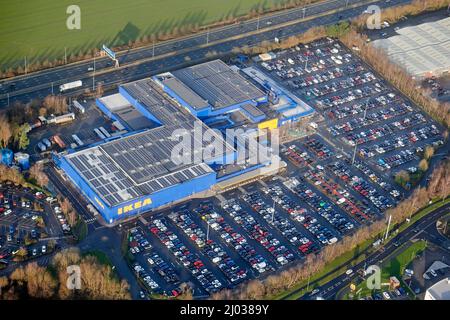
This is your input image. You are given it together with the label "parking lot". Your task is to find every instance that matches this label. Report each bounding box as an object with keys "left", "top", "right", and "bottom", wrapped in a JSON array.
[
  {"left": 126, "top": 170, "right": 377, "bottom": 297},
  {"left": 256, "top": 37, "right": 446, "bottom": 191},
  {"left": 0, "top": 183, "right": 62, "bottom": 266},
  {"left": 122, "top": 38, "right": 448, "bottom": 297}
]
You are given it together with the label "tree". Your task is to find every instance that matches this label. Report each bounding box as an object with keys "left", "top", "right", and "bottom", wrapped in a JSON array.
[
  {"left": 29, "top": 163, "right": 49, "bottom": 187},
  {"left": 0, "top": 114, "right": 12, "bottom": 147},
  {"left": 52, "top": 248, "right": 131, "bottom": 300},
  {"left": 17, "top": 124, "right": 30, "bottom": 150},
  {"left": 13, "top": 247, "right": 28, "bottom": 261},
  {"left": 9, "top": 263, "right": 56, "bottom": 298},
  {"left": 0, "top": 276, "right": 9, "bottom": 294},
  {"left": 424, "top": 146, "right": 435, "bottom": 160},
  {"left": 395, "top": 170, "right": 410, "bottom": 186},
  {"left": 418, "top": 159, "right": 429, "bottom": 172}
]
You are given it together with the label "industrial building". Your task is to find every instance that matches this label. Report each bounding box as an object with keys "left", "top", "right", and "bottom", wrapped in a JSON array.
[
  {"left": 424, "top": 278, "right": 450, "bottom": 300},
  {"left": 55, "top": 59, "right": 314, "bottom": 223},
  {"left": 372, "top": 17, "right": 450, "bottom": 79}
]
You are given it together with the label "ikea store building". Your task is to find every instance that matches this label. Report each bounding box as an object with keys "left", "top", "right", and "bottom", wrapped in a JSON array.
[{"left": 55, "top": 60, "right": 314, "bottom": 224}]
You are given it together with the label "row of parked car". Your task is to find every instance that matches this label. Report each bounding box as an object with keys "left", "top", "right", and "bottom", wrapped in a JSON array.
[
  {"left": 328, "top": 102, "right": 413, "bottom": 136},
  {"left": 53, "top": 205, "right": 71, "bottom": 233},
  {"left": 359, "top": 126, "right": 439, "bottom": 159},
  {"left": 303, "top": 138, "right": 333, "bottom": 160},
  {"left": 148, "top": 218, "right": 223, "bottom": 294},
  {"left": 129, "top": 227, "right": 152, "bottom": 255},
  {"left": 303, "top": 169, "right": 372, "bottom": 223},
  {"left": 344, "top": 113, "right": 426, "bottom": 147},
  {"left": 132, "top": 262, "right": 160, "bottom": 290},
  {"left": 377, "top": 148, "right": 418, "bottom": 171},
  {"left": 223, "top": 199, "right": 293, "bottom": 266},
  {"left": 351, "top": 159, "right": 400, "bottom": 199},
  {"left": 288, "top": 179, "right": 354, "bottom": 236},
  {"left": 326, "top": 92, "right": 400, "bottom": 121},
  {"left": 316, "top": 83, "right": 384, "bottom": 110},
  {"left": 168, "top": 210, "right": 247, "bottom": 285},
  {"left": 326, "top": 161, "right": 393, "bottom": 212},
  {"left": 289, "top": 64, "right": 365, "bottom": 90},
  {"left": 244, "top": 190, "right": 316, "bottom": 257},
  {"left": 284, "top": 145, "right": 314, "bottom": 167},
  {"left": 146, "top": 252, "right": 180, "bottom": 286},
  {"left": 197, "top": 202, "right": 273, "bottom": 275},
  {"left": 304, "top": 72, "right": 377, "bottom": 98},
  {"left": 261, "top": 39, "right": 348, "bottom": 80}
]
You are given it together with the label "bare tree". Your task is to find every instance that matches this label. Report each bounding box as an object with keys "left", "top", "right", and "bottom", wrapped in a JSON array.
[{"left": 0, "top": 114, "right": 12, "bottom": 148}]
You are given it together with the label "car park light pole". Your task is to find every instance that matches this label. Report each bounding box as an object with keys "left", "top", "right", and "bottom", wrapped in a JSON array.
[
  {"left": 272, "top": 199, "right": 275, "bottom": 224},
  {"left": 207, "top": 222, "right": 210, "bottom": 241},
  {"left": 352, "top": 102, "right": 368, "bottom": 165},
  {"left": 384, "top": 214, "right": 392, "bottom": 241},
  {"left": 92, "top": 57, "right": 95, "bottom": 91},
  {"left": 256, "top": 15, "right": 260, "bottom": 31},
  {"left": 302, "top": 7, "right": 306, "bottom": 19},
  {"left": 206, "top": 28, "right": 210, "bottom": 45}
]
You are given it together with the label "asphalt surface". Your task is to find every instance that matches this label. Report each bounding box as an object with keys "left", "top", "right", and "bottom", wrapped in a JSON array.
[
  {"left": 0, "top": 0, "right": 412, "bottom": 107},
  {"left": 292, "top": 201, "right": 450, "bottom": 300}
]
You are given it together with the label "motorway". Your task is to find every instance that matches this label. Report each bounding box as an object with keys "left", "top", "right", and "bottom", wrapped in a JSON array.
[
  {"left": 288, "top": 201, "right": 450, "bottom": 300},
  {"left": 0, "top": 0, "right": 412, "bottom": 107}
]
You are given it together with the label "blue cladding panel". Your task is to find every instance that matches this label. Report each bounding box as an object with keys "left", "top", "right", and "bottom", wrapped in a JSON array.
[
  {"left": 110, "top": 171, "right": 216, "bottom": 221},
  {"left": 58, "top": 156, "right": 115, "bottom": 222},
  {"left": 60, "top": 152, "right": 216, "bottom": 223}
]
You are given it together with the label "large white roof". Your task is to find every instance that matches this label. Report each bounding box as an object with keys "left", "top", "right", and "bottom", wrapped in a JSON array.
[{"left": 372, "top": 17, "right": 450, "bottom": 78}]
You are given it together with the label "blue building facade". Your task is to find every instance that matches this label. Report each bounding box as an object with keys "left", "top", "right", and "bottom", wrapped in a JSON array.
[{"left": 57, "top": 154, "right": 216, "bottom": 223}]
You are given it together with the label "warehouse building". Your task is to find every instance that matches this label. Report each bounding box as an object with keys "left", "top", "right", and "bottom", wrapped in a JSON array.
[
  {"left": 424, "top": 278, "right": 450, "bottom": 300},
  {"left": 158, "top": 60, "right": 268, "bottom": 118},
  {"left": 55, "top": 59, "right": 311, "bottom": 223},
  {"left": 372, "top": 17, "right": 450, "bottom": 79}
]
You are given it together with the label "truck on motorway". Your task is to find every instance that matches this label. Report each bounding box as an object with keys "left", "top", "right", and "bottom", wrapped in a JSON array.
[{"left": 59, "top": 80, "right": 82, "bottom": 92}]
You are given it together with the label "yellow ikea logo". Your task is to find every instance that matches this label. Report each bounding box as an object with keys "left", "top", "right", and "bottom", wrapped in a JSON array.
[
  {"left": 258, "top": 118, "right": 278, "bottom": 130},
  {"left": 117, "top": 198, "right": 152, "bottom": 215}
]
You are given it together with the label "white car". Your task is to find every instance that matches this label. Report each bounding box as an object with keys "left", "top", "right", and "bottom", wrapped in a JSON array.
[
  {"left": 4, "top": 209, "right": 12, "bottom": 216},
  {"left": 345, "top": 269, "right": 353, "bottom": 275}
]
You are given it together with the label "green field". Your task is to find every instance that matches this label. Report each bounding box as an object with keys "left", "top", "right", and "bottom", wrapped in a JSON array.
[{"left": 0, "top": 0, "right": 283, "bottom": 70}]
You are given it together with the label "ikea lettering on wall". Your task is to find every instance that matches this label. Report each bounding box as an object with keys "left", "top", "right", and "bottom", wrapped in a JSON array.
[{"left": 117, "top": 198, "right": 152, "bottom": 215}]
